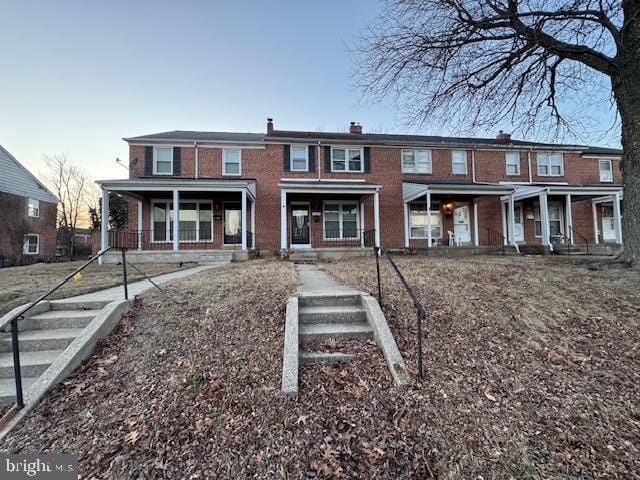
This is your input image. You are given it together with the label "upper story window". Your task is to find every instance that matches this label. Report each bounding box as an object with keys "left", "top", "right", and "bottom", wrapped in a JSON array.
[
  {"left": 537, "top": 152, "right": 564, "bottom": 176},
  {"left": 451, "top": 150, "right": 468, "bottom": 175},
  {"left": 223, "top": 149, "right": 241, "bottom": 175},
  {"left": 331, "top": 147, "right": 363, "bottom": 172},
  {"left": 154, "top": 147, "right": 173, "bottom": 175},
  {"left": 599, "top": 159, "right": 613, "bottom": 182},
  {"left": 506, "top": 151, "right": 521, "bottom": 176},
  {"left": 27, "top": 198, "right": 40, "bottom": 218},
  {"left": 402, "top": 149, "right": 432, "bottom": 174},
  {"left": 23, "top": 234, "right": 39, "bottom": 255},
  {"left": 291, "top": 146, "right": 309, "bottom": 171}
]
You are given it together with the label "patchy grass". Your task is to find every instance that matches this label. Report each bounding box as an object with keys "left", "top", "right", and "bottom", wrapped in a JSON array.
[
  {"left": 2, "top": 256, "right": 639, "bottom": 478},
  {"left": 0, "top": 262, "right": 187, "bottom": 316}
]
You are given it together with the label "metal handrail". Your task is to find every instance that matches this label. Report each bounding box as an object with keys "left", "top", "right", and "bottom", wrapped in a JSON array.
[
  {"left": 6, "top": 247, "right": 113, "bottom": 409},
  {"left": 567, "top": 225, "right": 590, "bottom": 255},
  {"left": 486, "top": 227, "right": 506, "bottom": 255}
]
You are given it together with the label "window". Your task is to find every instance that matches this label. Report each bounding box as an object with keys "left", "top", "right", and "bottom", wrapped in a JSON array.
[
  {"left": 223, "top": 149, "right": 241, "bottom": 175},
  {"left": 409, "top": 202, "right": 442, "bottom": 239},
  {"left": 599, "top": 159, "right": 613, "bottom": 182},
  {"left": 534, "top": 202, "right": 563, "bottom": 238},
  {"left": 323, "top": 202, "right": 359, "bottom": 239},
  {"left": 27, "top": 198, "right": 40, "bottom": 218},
  {"left": 451, "top": 150, "right": 468, "bottom": 174},
  {"left": 402, "top": 149, "right": 432, "bottom": 174},
  {"left": 291, "top": 146, "right": 308, "bottom": 171},
  {"left": 537, "top": 152, "right": 564, "bottom": 176},
  {"left": 23, "top": 234, "right": 39, "bottom": 255},
  {"left": 154, "top": 147, "right": 173, "bottom": 174},
  {"left": 331, "top": 148, "right": 362, "bottom": 172},
  {"left": 506, "top": 151, "right": 521, "bottom": 176},
  {"left": 151, "top": 201, "right": 213, "bottom": 242}
]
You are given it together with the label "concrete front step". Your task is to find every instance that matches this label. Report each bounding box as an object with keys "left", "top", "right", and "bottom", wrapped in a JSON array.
[
  {"left": 1, "top": 328, "right": 83, "bottom": 352},
  {"left": 24, "top": 310, "right": 100, "bottom": 330},
  {"left": 299, "top": 322, "right": 373, "bottom": 342},
  {"left": 50, "top": 301, "right": 110, "bottom": 311},
  {"left": 299, "top": 351, "right": 355, "bottom": 364},
  {"left": 0, "top": 349, "right": 62, "bottom": 378},
  {"left": 299, "top": 305, "right": 367, "bottom": 324},
  {"left": 0, "top": 377, "right": 38, "bottom": 406},
  {"left": 298, "top": 294, "right": 362, "bottom": 308}
]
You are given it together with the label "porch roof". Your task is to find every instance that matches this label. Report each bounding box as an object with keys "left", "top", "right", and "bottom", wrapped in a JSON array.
[
  {"left": 279, "top": 179, "right": 381, "bottom": 195},
  {"left": 402, "top": 181, "right": 514, "bottom": 202},
  {"left": 503, "top": 184, "right": 623, "bottom": 202},
  {"left": 96, "top": 177, "right": 256, "bottom": 200}
]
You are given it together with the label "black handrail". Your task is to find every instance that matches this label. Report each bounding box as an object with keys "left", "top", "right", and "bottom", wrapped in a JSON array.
[
  {"left": 6, "top": 247, "right": 114, "bottom": 409},
  {"left": 567, "top": 225, "right": 590, "bottom": 255},
  {"left": 486, "top": 228, "right": 506, "bottom": 255},
  {"left": 382, "top": 249, "right": 426, "bottom": 380}
]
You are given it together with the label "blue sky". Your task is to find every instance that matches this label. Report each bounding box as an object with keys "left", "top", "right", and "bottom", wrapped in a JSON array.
[{"left": 0, "top": 0, "right": 619, "bottom": 181}]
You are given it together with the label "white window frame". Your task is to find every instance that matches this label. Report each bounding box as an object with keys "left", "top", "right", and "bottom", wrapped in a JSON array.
[
  {"left": 223, "top": 148, "right": 242, "bottom": 176},
  {"left": 290, "top": 145, "right": 309, "bottom": 172},
  {"left": 451, "top": 150, "right": 468, "bottom": 175},
  {"left": 27, "top": 198, "right": 40, "bottom": 218},
  {"left": 331, "top": 147, "right": 364, "bottom": 173},
  {"left": 534, "top": 201, "right": 564, "bottom": 238},
  {"left": 599, "top": 159, "right": 613, "bottom": 182},
  {"left": 322, "top": 200, "right": 360, "bottom": 240},
  {"left": 150, "top": 199, "right": 214, "bottom": 243},
  {"left": 505, "top": 151, "right": 521, "bottom": 176},
  {"left": 408, "top": 201, "right": 442, "bottom": 239},
  {"left": 402, "top": 149, "right": 432, "bottom": 174},
  {"left": 23, "top": 233, "right": 39, "bottom": 255},
  {"left": 153, "top": 147, "right": 173, "bottom": 175},
  {"left": 537, "top": 152, "right": 564, "bottom": 176}
]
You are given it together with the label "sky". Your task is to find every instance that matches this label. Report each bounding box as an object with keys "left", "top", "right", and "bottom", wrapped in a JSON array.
[{"left": 0, "top": 0, "right": 620, "bottom": 184}]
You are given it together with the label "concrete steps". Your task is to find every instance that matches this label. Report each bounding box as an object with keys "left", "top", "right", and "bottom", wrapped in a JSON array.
[
  {"left": 299, "top": 305, "right": 367, "bottom": 324},
  {"left": 23, "top": 309, "right": 100, "bottom": 330},
  {"left": 2, "top": 328, "right": 83, "bottom": 352},
  {"left": 300, "top": 322, "right": 373, "bottom": 342},
  {"left": 299, "top": 351, "right": 355, "bottom": 364},
  {"left": 0, "top": 349, "right": 63, "bottom": 378}
]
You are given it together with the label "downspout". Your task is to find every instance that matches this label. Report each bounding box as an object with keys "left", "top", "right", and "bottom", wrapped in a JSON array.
[
  {"left": 527, "top": 148, "right": 533, "bottom": 183},
  {"left": 194, "top": 141, "right": 199, "bottom": 179},
  {"left": 317, "top": 141, "right": 322, "bottom": 180},
  {"left": 471, "top": 145, "right": 477, "bottom": 183}
]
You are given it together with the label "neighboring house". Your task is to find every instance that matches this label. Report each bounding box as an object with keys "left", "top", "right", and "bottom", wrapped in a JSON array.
[
  {"left": 96, "top": 119, "right": 623, "bottom": 261},
  {"left": 73, "top": 228, "right": 93, "bottom": 246},
  {"left": 0, "top": 144, "right": 58, "bottom": 261}
]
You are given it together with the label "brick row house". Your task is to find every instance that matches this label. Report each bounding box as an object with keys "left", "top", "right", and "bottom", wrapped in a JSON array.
[
  {"left": 0, "top": 144, "right": 58, "bottom": 264},
  {"left": 96, "top": 119, "right": 623, "bottom": 262}
]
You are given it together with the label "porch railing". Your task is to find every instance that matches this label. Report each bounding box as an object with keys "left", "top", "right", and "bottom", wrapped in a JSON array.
[
  {"left": 486, "top": 228, "right": 506, "bottom": 255},
  {"left": 288, "top": 227, "right": 376, "bottom": 249},
  {"left": 108, "top": 229, "right": 254, "bottom": 250}
]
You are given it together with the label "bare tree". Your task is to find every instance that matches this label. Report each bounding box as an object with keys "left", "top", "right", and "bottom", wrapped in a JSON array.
[
  {"left": 354, "top": 0, "right": 639, "bottom": 264},
  {"left": 42, "top": 154, "right": 92, "bottom": 258}
]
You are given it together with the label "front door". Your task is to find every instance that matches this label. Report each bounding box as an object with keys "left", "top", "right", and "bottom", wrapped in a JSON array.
[
  {"left": 602, "top": 205, "right": 616, "bottom": 241},
  {"left": 224, "top": 203, "right": 241, "bottom": 245},
  {"left": 291, "top": 206, "right": 310, "bottom": 246},
  {"left": 513, "top": 203, "right": 525, "bottom": 242},
  {"left": 453, "top": 205, "right": 471, "bottom": 244}
]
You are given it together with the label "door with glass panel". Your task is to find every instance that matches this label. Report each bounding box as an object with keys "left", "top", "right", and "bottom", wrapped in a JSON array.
[
  {"left": 548, "top": 202, "right": 564, "bottom": 241},
  {"left": 513, "top": 203, "right": 525, "bottom": 242},
  {"left": 291, "top": 205, "right": 310, "bottom": 246},
  {"left": 224, "top": 203, "right": 241, "bottom": 245},
  {"left": 453, "top": 204, "right": 471, "bottom": 244},
  {"left": 602, "top": 205, "right": 616, "bottom": 241}
]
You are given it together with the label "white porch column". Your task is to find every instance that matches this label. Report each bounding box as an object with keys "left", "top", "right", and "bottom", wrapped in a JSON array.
[
  {"left": 501, "top": 201, "right": 508, "bottom": 245},
  {"left": 99, "top": 188, "right": 109, "bottom": 265},
  {"left": 360, "top": 201, "right": 366, "bottom": 248},
  {"left": 473, "top": 200, "right": 479, "bottom": 246},
  {"left": 613, "top": 192, "right": 623, "bottom": 244},
  {"left": 137, "top": 200, "right": 143, "bottom": 251},
  {"left": 241, "top": 189, "right": 247, "bottom": 251},
  {"left": 403, "top": 201, "right": 410, "bottom": 248},
  {"left": 280, "top": 190, "right": 287, "bottom": 250},
  {"left": 539, "top": 192, "right": 551, "bottom": 249},
  {"left": 251, "top": 198, "right": 256, "bottom": 249},
  {"left": 373, "top": 190, "right": 381, "bottom": 248},
  {"left": 592, "top": 201, "right": 600, "bottom": 244},
  {"left": 172, "top": 189, "right": 179, "bottom": 251},
  {"left": 426, "top": 191, "right": 432, "bottom": 248},
  {"left": 508, "top": 194, "right": 516, "bottom": 247},
  {"left": 565, "top": 194, "right": 573, "bottom": 243}
]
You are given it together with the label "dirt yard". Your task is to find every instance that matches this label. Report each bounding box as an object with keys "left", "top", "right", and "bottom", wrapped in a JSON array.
[
  {"left": 1, "top": 256, "right": 639, "bottom": 478},
  {"left": 0, "top": 262, "right": 186, "bottom": 316}
]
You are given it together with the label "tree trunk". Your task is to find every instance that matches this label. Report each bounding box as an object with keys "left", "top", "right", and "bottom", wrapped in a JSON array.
[{"left": 613, "top": 1, "right": 640, "bottom": 265}]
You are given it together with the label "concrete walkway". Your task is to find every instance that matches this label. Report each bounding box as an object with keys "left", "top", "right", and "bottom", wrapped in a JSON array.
[
  {"left": 295, "top": 264, "right": 359, "bottom": 295},
  {"left": 54, "top": 264, "right": 224, "bottom": 304}
]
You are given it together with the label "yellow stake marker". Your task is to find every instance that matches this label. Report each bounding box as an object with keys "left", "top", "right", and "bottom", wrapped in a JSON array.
[{"left": 73, "top": 272, "right": 82, "bottom": 281}]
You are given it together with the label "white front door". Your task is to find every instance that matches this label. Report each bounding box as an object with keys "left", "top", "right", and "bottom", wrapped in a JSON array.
[
  {"left": 513, "top": 203, "right": 524, "bottom": 242},
  {"left": 453, "top": 205, "right": 471, "bottom": 244},
  {"left": 602, "top": 205, "right": 616, "bottom": 241}
]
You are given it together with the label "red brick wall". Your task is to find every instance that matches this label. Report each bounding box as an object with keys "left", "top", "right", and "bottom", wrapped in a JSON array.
[{"left": 0, "top": 193, "right": 57, "bottom": 258}]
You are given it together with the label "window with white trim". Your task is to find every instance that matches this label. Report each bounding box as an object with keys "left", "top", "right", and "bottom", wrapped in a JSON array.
[
  {"left": 534, "top": 202, "right": 563, "bottom": 238},
  {"left": 451, "top": 150, "right": 468, "bottom": 174},
  {"left": 506, "top": 151, "right": 521, "bottom": 175},
  {"left": 291, "top": 146, "right": 308, "bottom": 171},
  {"left": 27, "top": 198, "right": 40, "bottom": 218},
  {"left": 323, "top": 202, "right": 359, "bottom": 239},
  {"left": 402, "top": 149, "right": 432, "bottom": 174},
  {"left": 152, "top": 201, "right": 213, "bottom": 242},
  {"left": 537, "top": 152, "right": 564, "bottom": 176},
  {"left": 331, "top": 148, "right": 363, "bottom": 172},
  {"left": 153, "top": 147, "right": 173, "bottom": 174},
  {"left": 223, "top": 149, "right": 241, "bottom": 175},
  {"left": 23, "top": 234, "right": 39, "bottom": 255},
  {"left": 409, "top": 202, "right": 442, "bottom": 239},
  {"left": 599, "top": 159, "right": 613, "bottom": 182}
]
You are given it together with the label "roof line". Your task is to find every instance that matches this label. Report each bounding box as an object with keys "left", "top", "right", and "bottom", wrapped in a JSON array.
[{"left": 0, "top": 144, "right": 59, "bottom": 203}]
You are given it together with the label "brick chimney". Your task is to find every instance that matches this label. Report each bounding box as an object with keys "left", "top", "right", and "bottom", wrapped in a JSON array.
[
  {"left": 349, "top": 121, "right": 363, "bottom": 134},
  {"left": 266, "top": 118, "right": 274, "bottom": 135},
  {"left": 496, "top": 130, "right": 511, "bottom": 142}
]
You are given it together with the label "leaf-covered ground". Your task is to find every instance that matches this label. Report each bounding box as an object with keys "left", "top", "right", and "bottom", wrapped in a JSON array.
[{"left": 2, "top": 256, "right": 639, "bottom": 478}]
